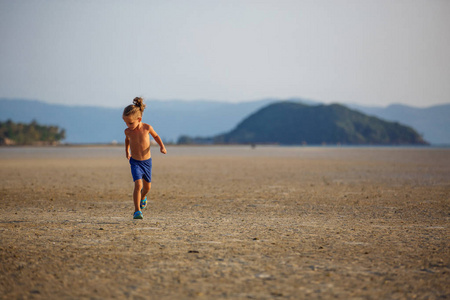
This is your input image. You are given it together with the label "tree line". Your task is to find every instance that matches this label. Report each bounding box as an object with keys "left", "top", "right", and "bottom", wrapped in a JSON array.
[{"left": 0, "top": 120, "right": 66, "bottom": 145}]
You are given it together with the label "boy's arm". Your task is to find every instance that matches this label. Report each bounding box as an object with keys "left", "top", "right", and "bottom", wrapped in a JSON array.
[
  {"left": 149, "top": 126, "right": 167, "bottom": 154},
  {"left": 124, "top": 132, "right": 131, "bottom": 159}
]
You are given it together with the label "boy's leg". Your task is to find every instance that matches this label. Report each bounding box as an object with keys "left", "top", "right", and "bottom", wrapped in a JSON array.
[
  {"left": 133, "top": 179, "right": 143, "bottom": 212},
  {"left": 141, "top": 180, "right": 151, "bottom": 200}
]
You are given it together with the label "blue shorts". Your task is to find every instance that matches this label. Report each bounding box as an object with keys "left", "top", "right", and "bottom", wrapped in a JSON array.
[{"left": 129, "top": 157, "right": 152, "bottom": 182}]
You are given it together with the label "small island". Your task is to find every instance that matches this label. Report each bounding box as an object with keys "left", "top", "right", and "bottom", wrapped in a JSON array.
[
  {"left": 0, "top": 120, "right": 66, "bottom": 146},
  {"left": 179, "top": 102, "right": 428, "bottom": 145}
]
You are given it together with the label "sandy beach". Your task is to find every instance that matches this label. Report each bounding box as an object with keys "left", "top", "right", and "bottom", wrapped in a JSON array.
[{"left": 0, "top": 146, "right": 449, "bottom": 299}]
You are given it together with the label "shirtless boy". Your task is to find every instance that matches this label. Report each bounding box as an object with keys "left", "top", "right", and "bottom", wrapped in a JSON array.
[{"left": 123, "top": 97, "right": 167, "bottom": 219}]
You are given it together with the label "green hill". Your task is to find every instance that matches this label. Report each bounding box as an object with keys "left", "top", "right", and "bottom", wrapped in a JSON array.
[{"left": 212, "top": 102, "right": 428, "bottom": 145}]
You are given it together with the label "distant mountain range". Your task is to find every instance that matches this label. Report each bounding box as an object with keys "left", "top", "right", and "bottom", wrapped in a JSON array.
[
  {"left": 190, "top": 102, "right": 427, "bottom": 145},
  {"left": 0, "top": 98, "right": 449, "bottom": 145},
  {"left": 0, "top": 98, "right": 314, "bottom": 144}
]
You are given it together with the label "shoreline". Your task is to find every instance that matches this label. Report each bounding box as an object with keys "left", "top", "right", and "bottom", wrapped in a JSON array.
[{"left": 1, "top": 142, "right": 448, "bottom": 148}]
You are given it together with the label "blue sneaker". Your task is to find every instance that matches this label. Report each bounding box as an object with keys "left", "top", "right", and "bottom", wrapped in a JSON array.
[
  {"left": 133, "top": 211, "right": 143, "bottom": 219},
  {"left": 140, "top": 196, "right": 147, "bottom": 210}
]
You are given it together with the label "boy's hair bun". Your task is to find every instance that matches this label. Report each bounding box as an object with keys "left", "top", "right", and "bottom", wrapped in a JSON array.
[
  {"left": 133, "top": 97, "right": 146, "bottom": 112},
  {"left": 123, "top": 97, "right": 146, "bottom": 117}
]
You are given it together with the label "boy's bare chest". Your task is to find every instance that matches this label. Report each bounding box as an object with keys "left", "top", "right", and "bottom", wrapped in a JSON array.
[{"left": 128, "top": 130, "right": 149, "bottom": 144}]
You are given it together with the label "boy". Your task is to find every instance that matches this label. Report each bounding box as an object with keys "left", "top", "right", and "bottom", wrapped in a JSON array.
[{"left": 123, "top": 97, "right": 167, "bottom": 219}]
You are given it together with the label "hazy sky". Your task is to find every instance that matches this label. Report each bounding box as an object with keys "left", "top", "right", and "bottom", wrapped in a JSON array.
[{"left": 1, "top": 0, "right": 449, "bottom": 108}]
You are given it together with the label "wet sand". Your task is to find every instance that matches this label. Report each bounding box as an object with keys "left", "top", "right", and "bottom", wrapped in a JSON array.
[{"left": 0, "top": 146, "right": 449, "bottom": 299}]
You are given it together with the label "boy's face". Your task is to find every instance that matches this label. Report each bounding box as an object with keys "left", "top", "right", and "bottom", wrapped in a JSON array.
[{"left": 123, "top": 115, "right": 141, "bottom": 130}]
